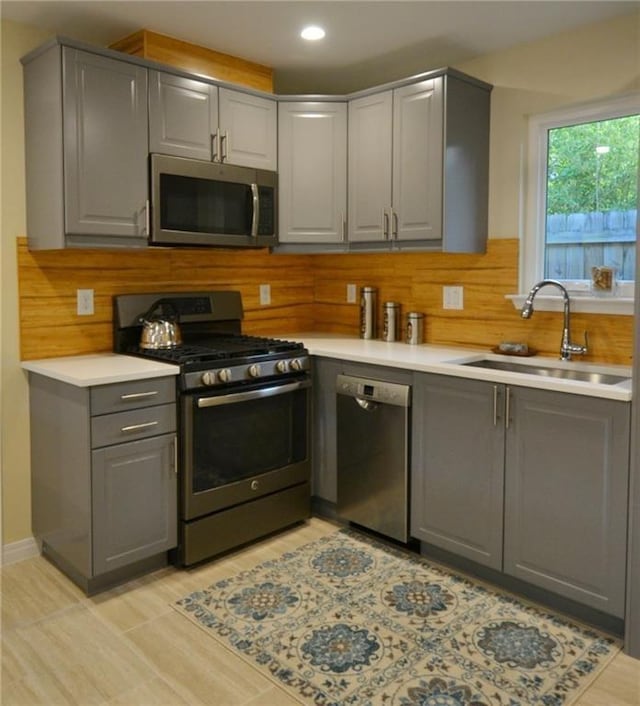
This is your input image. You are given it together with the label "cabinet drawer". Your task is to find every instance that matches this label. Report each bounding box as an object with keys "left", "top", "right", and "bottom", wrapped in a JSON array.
[
  {"left": 91, "top": 404, "right": 176, "bottom": 448},
  {"left": 91, "top": 377, "right": 176, "bottom": 415}
]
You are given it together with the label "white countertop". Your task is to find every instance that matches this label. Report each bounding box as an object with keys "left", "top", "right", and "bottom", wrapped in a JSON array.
[
  {"left": 294, "top": 333, "right": 633, "bottom": 402},
  {"left": 21, "top": 339, "right": 633, "bottom": 401},
  {"left": 22, "top": 353, "right": 179, "bottom": 387}
]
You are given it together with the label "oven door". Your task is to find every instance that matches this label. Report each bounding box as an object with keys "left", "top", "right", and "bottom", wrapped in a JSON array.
[{"left": 182, "top": 377, "right": 311, "bottom": 520}]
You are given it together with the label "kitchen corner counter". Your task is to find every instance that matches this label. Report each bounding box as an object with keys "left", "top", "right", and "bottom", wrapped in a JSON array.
[
  {"left": 293, "top": 333, "right": 633, "bottom": 402},
  {"left": 21, "top": 353, "right": 179, "bottom": 387}
]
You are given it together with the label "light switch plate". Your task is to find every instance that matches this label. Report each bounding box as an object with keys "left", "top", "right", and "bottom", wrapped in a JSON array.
[
  {"left": 77, "top": 288, "right": 94, "bottom": 316},
  {"left": 443, "top": 286, "right": 464, "bottom": 310},
  {"left": 347, "top": 284, "right": 357, "bottom": 303},
  {"left": 259, "top": 284, "right": 271, "bottom": 305}
]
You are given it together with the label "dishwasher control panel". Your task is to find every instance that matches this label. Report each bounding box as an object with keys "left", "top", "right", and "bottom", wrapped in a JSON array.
[{"left": 336, "top": 374, "right": 411, "bottom": 407}]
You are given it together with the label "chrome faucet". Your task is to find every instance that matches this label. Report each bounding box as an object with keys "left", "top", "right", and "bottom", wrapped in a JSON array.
[{"left": 520, "top": 279, "right": 588, "bottom": 361}]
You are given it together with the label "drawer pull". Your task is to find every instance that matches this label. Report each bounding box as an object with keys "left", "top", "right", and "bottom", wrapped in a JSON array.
[
  {"left": 120, "top": 391, "right": 159, "bottom": 401},
  {"left": 120, "top": 421, "right": 159, "bottom": 433}
]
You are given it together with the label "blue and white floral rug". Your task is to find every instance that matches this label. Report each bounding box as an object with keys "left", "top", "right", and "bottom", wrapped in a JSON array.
[{"left": 173, "top": 529, "right": 621, "bottom": 705}]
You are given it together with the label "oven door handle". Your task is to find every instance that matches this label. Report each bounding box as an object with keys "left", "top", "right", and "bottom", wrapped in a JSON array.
[{"left": 196, "top": 379, "right": 311, "bottom": 408}]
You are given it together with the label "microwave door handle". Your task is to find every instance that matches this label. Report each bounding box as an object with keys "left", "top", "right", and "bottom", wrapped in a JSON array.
[{"left": 250, "top": 183, "right": 259, "bottom": 238}]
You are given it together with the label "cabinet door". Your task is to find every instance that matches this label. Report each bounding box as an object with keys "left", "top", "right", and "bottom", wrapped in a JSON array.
[
  {"left": 392, "top": 79, "right": 443, "bottom": 242},
  {"left": 278, "top": 102, "right": 347, "bottom": 244},
  {"left": 92, "top": 434, "right": 177, "bottom": 575},
  {"left": 411, "top": 373, "right": 505, "bottom": 570},
  {"left": 218, "top": 87, "right": 277, "bottom": 170},
  {"left": 348, "top": 91, "right": 393, "bottom": 242},
  {"left": 148, "top": 70, "right": 218, "bottom": 160},
  {"left": 63, "top": 48, "right": 148, "bottom": 241},
  {"left": 504, "top": 387, "right": 630, "bottom": 617}
]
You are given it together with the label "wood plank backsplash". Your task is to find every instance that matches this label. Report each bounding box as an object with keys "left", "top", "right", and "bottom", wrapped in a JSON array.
[{"left": 17, "top": 237, "right": 633, "bottom": 365}]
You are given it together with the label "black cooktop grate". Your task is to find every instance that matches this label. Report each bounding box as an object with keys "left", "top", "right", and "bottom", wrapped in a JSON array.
[{"left": 129, "top": 335, "right": 304, "bottom": 365}]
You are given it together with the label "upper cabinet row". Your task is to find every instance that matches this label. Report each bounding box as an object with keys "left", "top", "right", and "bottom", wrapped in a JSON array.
[
  {"left": 23, "top": 45, "right": 277, "bottom": 249},
  {"left": 22, "top": 40, "right": 490, "bottom": 252},
  {"left": 278, "top": 75, "right": 490, "bottom": 252}
]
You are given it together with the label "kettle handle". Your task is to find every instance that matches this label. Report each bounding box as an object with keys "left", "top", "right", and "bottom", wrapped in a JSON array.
[{"left": 139, "top": 298, "right": 179, "bottom": 323}]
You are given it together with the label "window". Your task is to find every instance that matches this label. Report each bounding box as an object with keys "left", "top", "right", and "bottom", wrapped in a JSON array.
[{"left": 522, "top": 94, "right": 640, "bottom": 313}]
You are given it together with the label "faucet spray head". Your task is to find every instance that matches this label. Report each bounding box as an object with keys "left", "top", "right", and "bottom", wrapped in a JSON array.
[{"left": 520, "top": 301, "right": 534, "bottom": 319}]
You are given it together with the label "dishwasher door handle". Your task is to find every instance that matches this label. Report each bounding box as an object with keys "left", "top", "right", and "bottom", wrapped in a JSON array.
[{"left": 355, "top": 396, "right": 378, "bottom": 412}]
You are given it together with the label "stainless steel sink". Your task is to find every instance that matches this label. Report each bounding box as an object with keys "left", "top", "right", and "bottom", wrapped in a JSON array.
[{"left": 461, "top": 358, "right": 630, "bottom": 385}]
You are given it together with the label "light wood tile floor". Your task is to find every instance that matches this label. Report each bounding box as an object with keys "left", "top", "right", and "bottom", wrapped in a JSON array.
[{"left": 2, "top": 517, "right": 639, "bottom": 705}]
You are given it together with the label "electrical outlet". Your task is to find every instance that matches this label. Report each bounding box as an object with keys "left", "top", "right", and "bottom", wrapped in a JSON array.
[
  {"left": 259, "top": 283, "right": 271, "bottom": 306},
  {"left": 347, "top": 284, "right": 357, "bottom": 303},
  {"left": 443, "top": 286, "right": 464, "bottom": 310},
  {"left": 77, "top": 288, "right": 94, "bottom": 316}
]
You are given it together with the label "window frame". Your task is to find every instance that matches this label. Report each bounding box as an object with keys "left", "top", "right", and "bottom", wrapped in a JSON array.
[{"left": 519, "top": 93, "right": 640, "bottom": 315}]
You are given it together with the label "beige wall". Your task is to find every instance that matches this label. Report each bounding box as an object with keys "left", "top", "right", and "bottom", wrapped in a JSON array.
[
  {"left": 2, "top": 12, "right": 639, "bottom": 546},
  {"left": 455, "top": 10, "right": 640, "bottom": 240},
  {"left": 1, "top": 21, "right": 51, "bottom": 546}
]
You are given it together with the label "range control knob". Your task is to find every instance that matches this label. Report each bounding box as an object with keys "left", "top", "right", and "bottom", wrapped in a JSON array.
[
  {"left": 248, "top": 363, "right": 262, "bottom": 378},
  {"left": 275, "top": 359, "right": 288, "bottom": 373},
  {"left": 218, "top": 368, "right": 232, "bottom": 383},
  {"left": 289, "top": 358, "right": 303, "bottom": 371},
  {"left": 201, "top": 371, "right": 217, "bottom": 386}
]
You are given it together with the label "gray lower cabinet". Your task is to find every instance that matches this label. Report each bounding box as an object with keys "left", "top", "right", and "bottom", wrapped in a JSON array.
[
  {"left": 504, "top": 385, "right": 630, "bottom": 618},
  {"left": 411, "top": 373, "right": 505, "bottom": 570},
  {"left": 23, "top": 44, "right": 149, "bottom": 249},
  {"left": 411, "top": 373, "right": 630, "bottom": 617},
  {"left": 29, "top": 374, "right": 177, "bottom": 593}
]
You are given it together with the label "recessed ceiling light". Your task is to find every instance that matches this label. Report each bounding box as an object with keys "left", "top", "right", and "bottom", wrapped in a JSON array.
[{"left": 301, "top": 25, "right": 326, "bottom": 41}]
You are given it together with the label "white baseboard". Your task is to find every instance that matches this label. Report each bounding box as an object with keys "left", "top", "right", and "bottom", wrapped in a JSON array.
[{"left": 2, "top": 536, "right": 40, "bottom": 566}]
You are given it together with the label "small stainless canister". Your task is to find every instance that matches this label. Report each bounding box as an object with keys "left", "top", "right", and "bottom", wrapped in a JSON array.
[
  {"left": 360, "top": 286, "right": 377, "bottom": 339},
  {"left": 406, "top": 312, "right": 425, "bottom": 345},
  {"left": 382, "top": 302, "right": 401, "bottom": 342}
]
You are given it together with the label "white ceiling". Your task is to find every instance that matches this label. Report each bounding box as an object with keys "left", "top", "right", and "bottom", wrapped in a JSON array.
[{"left": 2, "top": 1, "right": 638, "bottom": 93}]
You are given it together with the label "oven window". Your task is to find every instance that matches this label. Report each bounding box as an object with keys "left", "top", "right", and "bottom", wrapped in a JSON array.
[
  {"left": 160, "top": 174, "right": 253, "bottom": 235},
  {"left": 190, "top": 387, "right": 307, "bottom": 494}
]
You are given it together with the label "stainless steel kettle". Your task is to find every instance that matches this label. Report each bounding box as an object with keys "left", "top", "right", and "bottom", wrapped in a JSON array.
[{"left": 139, "top": 300, "right": 182, "bottom": 349}]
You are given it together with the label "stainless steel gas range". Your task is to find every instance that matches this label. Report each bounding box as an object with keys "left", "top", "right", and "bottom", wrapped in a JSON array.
[{"left": 113, "top": 291, "right": 311, "bottom": 566}]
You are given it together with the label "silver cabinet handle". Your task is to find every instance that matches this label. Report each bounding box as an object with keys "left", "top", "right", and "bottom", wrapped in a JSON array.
[
  {"left": 383, "top": 209, "right": 390, "bottom": 240},
  {"left": 144, "top": 200, "right": 150, "bottom": 236},
  {"left": 250, "top": 183, "right": 259, "bottom": 238},
  {"left": 221, "top": 130, "right": 229, "bottom": 162},
  {"left": 120, "top": 391, "right": 159, "bottom": 401},
  {"left": 120, "top": 420, "right": 159, "bottom": 433},
  {"left": 493, "top": 385, "right": 499, "bottom": 427},
  {"left": 211, "top": 128, "right": 220, "bottom": 161},
  {"left": 392, "top": 209, "right": 398, "bottom": 239},
  {"left": 505, "top": 386, "right": 512, "bottom": 430},
  {"left": 341, "top": 211, "right": 347, "bottom": 242}
]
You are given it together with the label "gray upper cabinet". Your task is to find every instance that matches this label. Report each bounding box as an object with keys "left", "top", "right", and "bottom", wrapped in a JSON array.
[
  {"left": 411, "top": 372, "right": 630, "bottom": 617},
  {"left": 349, "top": 80, "right": 443, "bottom": 245},
  {"left": 411, "top": 373, "right": 505, "bottom": 570},
  {"left": 149, "top": 70, "right": 218, "bottom": 160},
  {"left": 349, "top": 72, "right": 489, "bottom": 252},
  {"left": 149, "top": 70, "right": 277, "bottom": 170},
  {"left": 278, "top": 101, "right": 347, "bottom": 245},
  {"left": 503, "top": 386, "right": 630, "bottom": 618},
  {"left": 23, "top": 44, "right": 149, "bottom": 249}
]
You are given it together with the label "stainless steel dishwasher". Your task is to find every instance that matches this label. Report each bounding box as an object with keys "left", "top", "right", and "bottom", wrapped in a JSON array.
[{"left": 336, "top": 374, "right": 411, "bottom": 542}]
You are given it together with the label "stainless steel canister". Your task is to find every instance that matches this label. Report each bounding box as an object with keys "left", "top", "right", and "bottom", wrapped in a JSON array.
[
  {"left": 360, "top": 286, "right": 377, "bottom": 339},
  {"left": 406, "top": 312, "right": 425, "bottom": 345},
  {"left": 382, "top": 301, "right": 401, "bottom": 342}
]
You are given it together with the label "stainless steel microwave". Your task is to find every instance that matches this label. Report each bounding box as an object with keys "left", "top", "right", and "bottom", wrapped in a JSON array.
[{"left": 150, "top": 154, "right": 277, "bottom": 248}]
